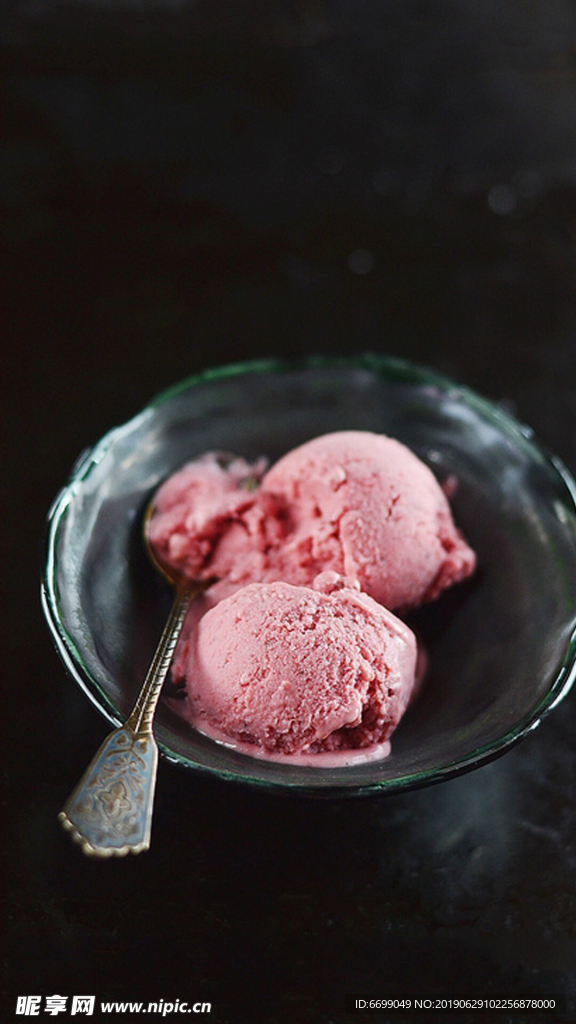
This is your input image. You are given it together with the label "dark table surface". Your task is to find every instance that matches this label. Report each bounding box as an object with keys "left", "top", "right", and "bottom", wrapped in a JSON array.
[{"left": 3, "top": 3, "right": 576, "bottom": 1022}]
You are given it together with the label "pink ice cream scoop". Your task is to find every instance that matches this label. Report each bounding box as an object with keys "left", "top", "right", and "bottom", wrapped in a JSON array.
[
  {"left": 147, "top": 451, "right": 270, "bottom": 581},
  {"left": 149, "top": 430, "right": 475, "bottom": 611},
  {"left": 172, "top": 574, "right": 417, "bottom": 756},
  {"left": 260, "top": 430, "right": 476, "bottom": 610}
]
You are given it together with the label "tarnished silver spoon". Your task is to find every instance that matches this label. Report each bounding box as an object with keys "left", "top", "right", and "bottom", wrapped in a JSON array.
[{"left": 58, "top": 499, "right": 212, "bottom": 857}]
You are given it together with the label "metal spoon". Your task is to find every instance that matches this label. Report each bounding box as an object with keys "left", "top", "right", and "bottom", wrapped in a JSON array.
[{"left": 58, "top": 499, "right": 211, "bottom": 858}]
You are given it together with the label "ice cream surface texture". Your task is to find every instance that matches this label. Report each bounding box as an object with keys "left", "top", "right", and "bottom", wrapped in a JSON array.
[
  {"left": 172, "top": 574, "right": 417, "bottom": 756},
  {"left": 150, "top": 430, "right": 475, "bottom": 610}
]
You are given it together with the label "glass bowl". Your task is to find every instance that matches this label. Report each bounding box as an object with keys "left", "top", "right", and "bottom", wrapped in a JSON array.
[{"left": 42, "top": 355, "right": 576, "bottom": 796}]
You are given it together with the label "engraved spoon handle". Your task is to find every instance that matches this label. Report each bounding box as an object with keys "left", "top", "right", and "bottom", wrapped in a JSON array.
[
  {"left": 59, "top": 584, "right": 197, "bottom": 857},
  {"left": 126, "top": 585, "right": 194, "bottom": 735}
]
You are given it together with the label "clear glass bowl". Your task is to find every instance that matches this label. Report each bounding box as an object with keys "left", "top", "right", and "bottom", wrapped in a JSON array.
[{"left": 42, "top": 355, "right": 576, "bottom": 796}]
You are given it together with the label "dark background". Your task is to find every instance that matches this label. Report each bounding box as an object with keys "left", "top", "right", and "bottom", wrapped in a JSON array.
[{"left": 3, "top": 2, "right": 576, "bottom": 1022}]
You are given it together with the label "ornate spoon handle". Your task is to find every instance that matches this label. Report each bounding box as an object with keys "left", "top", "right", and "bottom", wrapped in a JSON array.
[{"left": 59, "top": 585, "right": 196, "bottom": 857}]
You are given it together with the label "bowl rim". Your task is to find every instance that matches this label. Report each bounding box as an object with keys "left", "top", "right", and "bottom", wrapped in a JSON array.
[{"left": 41, "top": 353, "right": 576, "bottom": 795}]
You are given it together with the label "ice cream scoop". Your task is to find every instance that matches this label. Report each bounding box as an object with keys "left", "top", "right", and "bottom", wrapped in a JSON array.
[
  {"left": 174, "top": 573, "right": 418, "bottom": 761},
  {"left": 147, "top": 450, "right": 268, "bottom": 582},
  {"left": 260, "top": 431, "right": 476, "bottom": 610}
]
